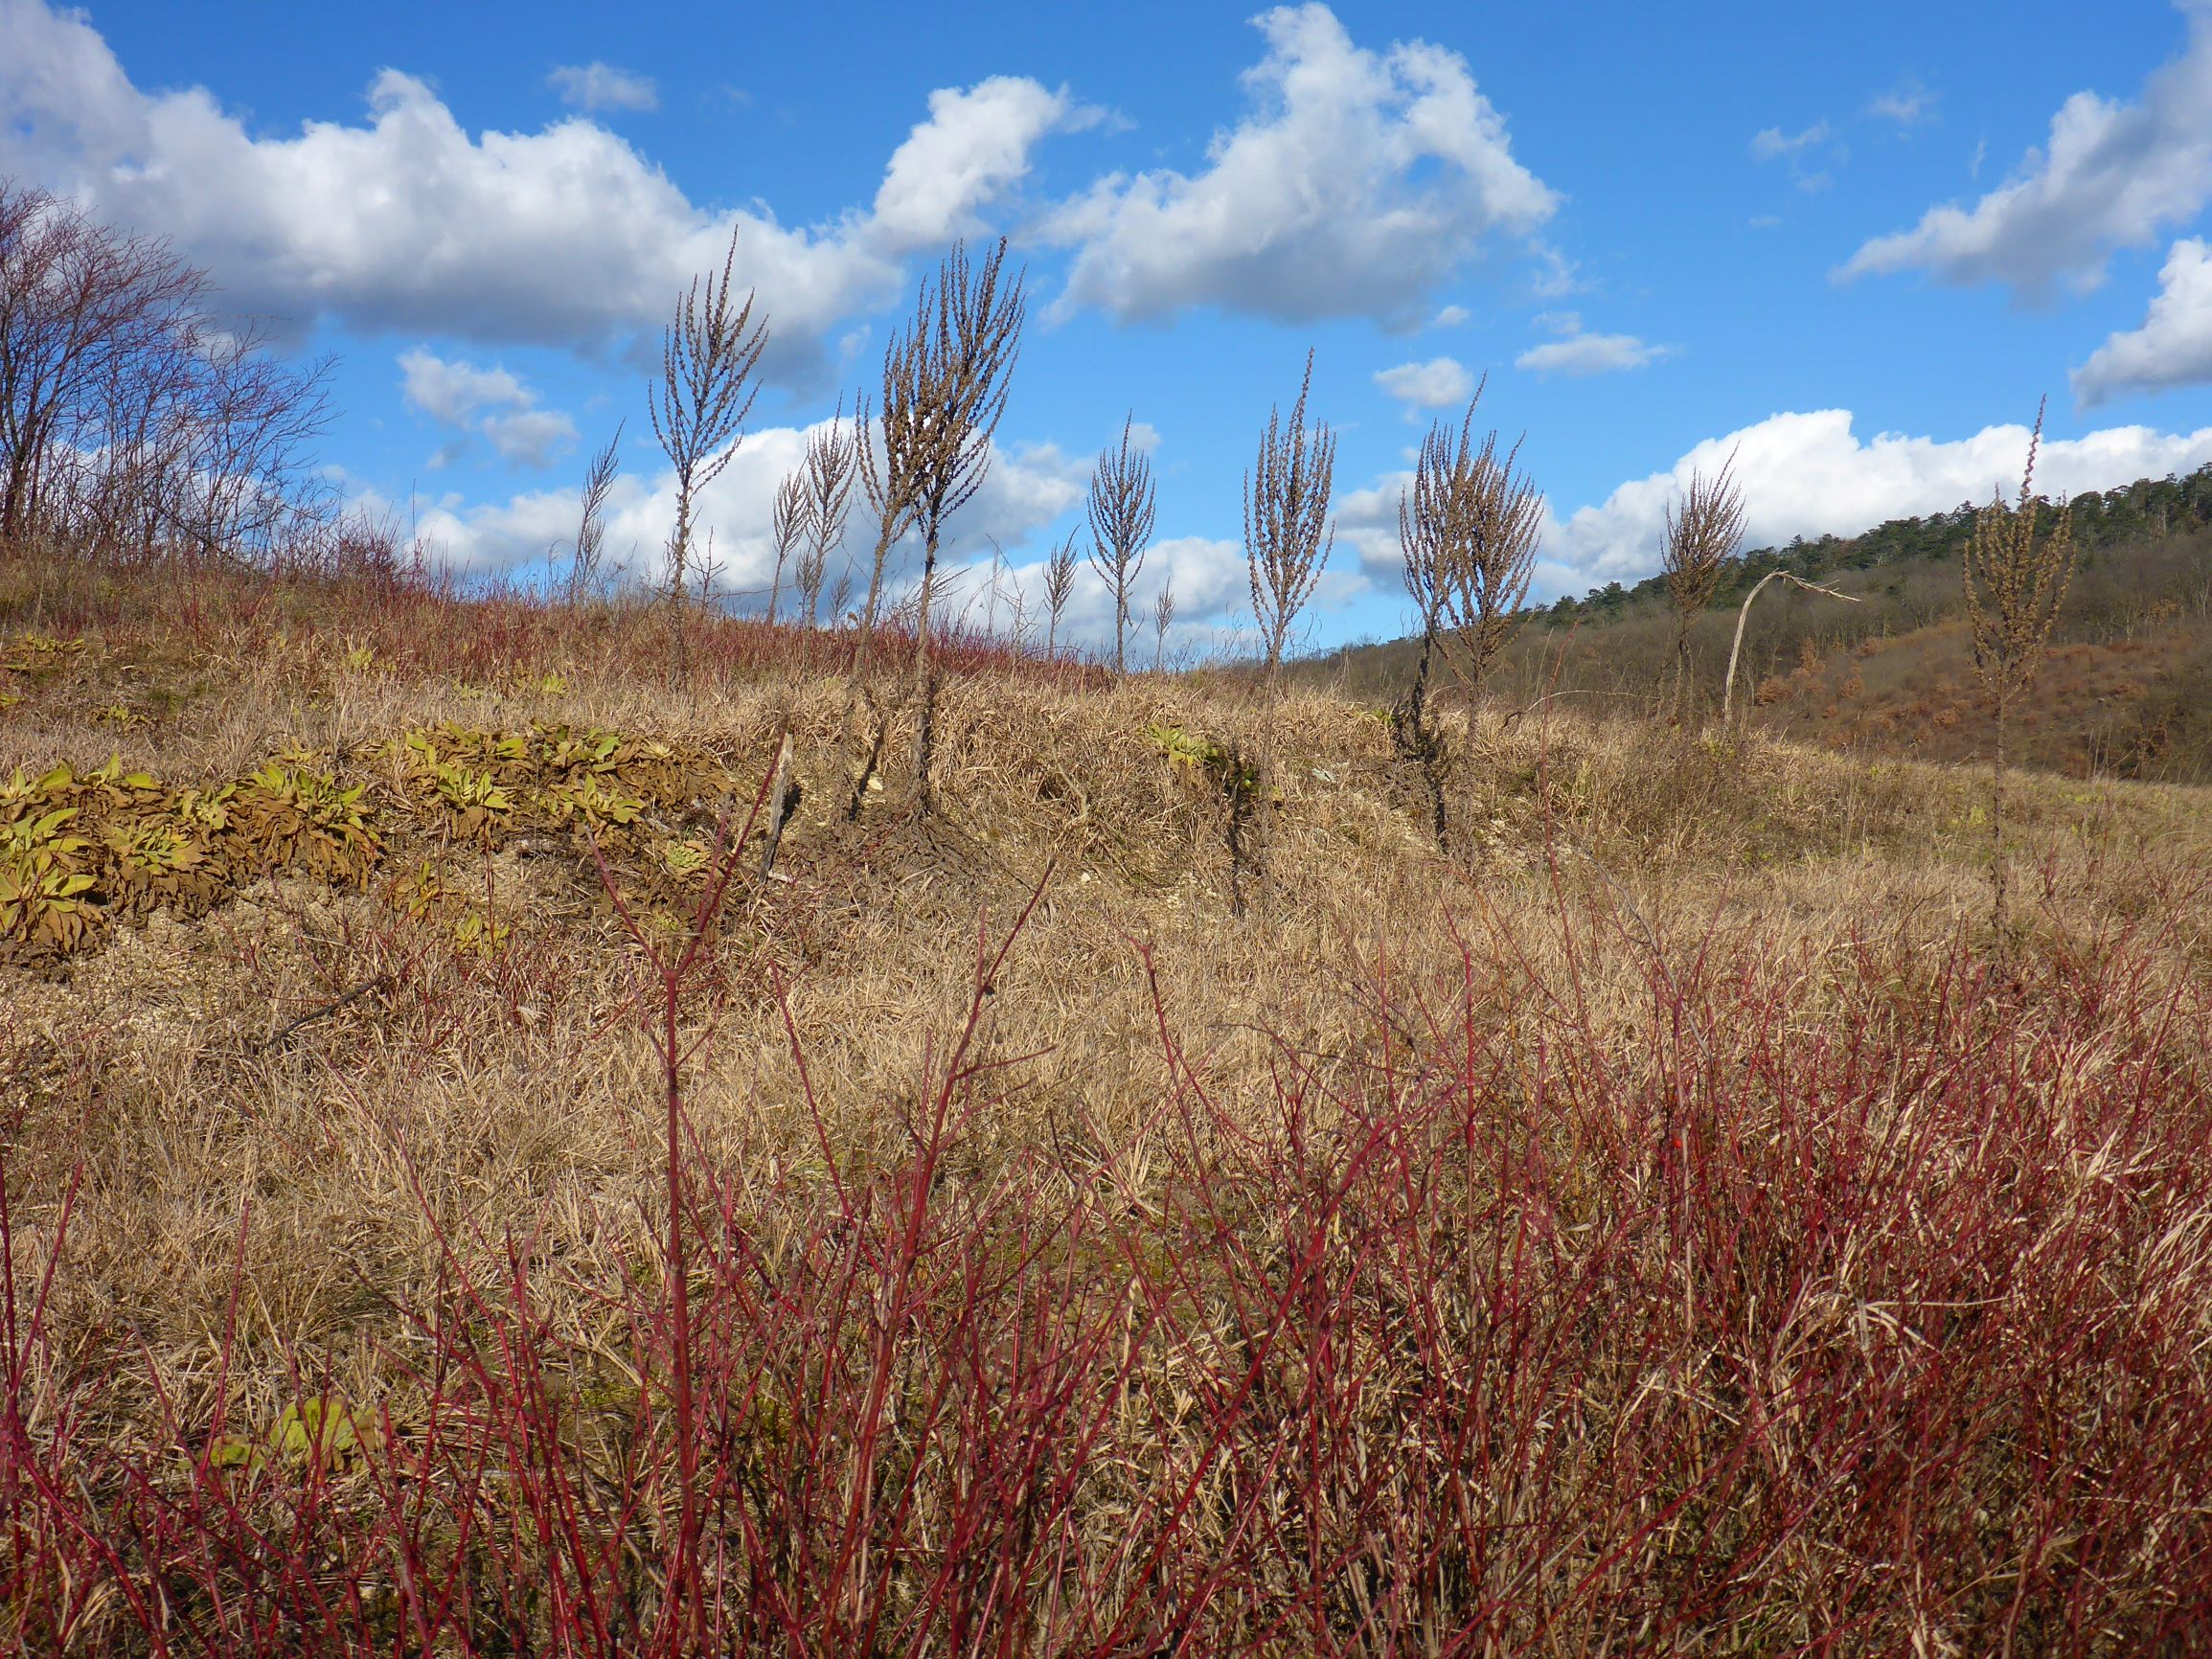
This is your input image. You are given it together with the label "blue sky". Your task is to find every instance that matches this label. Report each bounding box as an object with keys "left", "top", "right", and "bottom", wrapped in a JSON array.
[{"left": 6, "top": 0, "right": 2212, "bottom": 651}]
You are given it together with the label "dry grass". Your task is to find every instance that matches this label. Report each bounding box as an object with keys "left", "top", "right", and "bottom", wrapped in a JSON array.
[{"left": 5, "top": 553, "right": 2212, "bottom": 1650}]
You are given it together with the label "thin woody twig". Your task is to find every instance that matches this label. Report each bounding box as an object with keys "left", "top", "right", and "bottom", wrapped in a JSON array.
[{"left": 258, "top": 974, "right": 392, "bottom": 1054}]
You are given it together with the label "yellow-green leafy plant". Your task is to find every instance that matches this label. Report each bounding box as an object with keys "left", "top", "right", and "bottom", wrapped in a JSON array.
[
  {"left": 430, "top": 763, "right": 513, "bottom": 839},
  {"left": 536, "top": 726, "right": 623, "bottom": 778},
  {"left": 208, "top": 1397, "right": 382, "bottom": 1476},
  {"left": 104, "top": 817, "right": 217, "bottom": 912},
  {"left": 0, "top": 796, "right": 100, "bottom": 953},
  {"left": 0, "top": 861, "right": 98, "bottom": 952},
  {"left": 230, "top": 763, "right": 380, "bottom": 885},
  {"left": 171, "top": 785, "right": 235, "bottom": 832},
  {"left": 544, "top": 771, "right": 647, "bottom": 831},
  {"left": 655, "top": 837, "right": 710, "bottom": 880},
  {"left": 450, "top": 911, "right": 511, "bottom": 955},
  {"left": 1, "top": 804, "right": 83, "bottom": 863},
  {"left": 393, "top": 859, "right": 445, "bottom": 921},
  {"left": 1149, "top": 721, "right": 1260, "bottom": 799}
]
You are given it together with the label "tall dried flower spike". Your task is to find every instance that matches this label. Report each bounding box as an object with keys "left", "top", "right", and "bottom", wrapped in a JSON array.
[
  {"left": 767, "top": 469, "right": 809, "bottom": 626},
  {"left": 799, "top": 396, "right": 859, "bottom": 631},
  {"left": 1245, "top": 351, "right": 1336, "bottom": 677},
  {"left": 1088, "top": 414, "right": 1157, "bottom": 674},
  {"left": 566, "top": 422, "right": 623, "bottom": 605},
  {"left": 650, "top": 228, "right": 766, "bottom": 646},
  {"left": 1395, "top": 379, "right": 1542, "bottom": 846},
  {"left": 879, "top": 239, "right": 1026, "bottom": 805},
  {"left": 1963, "top": 397, "right": 2077, "bottom": 956},
  {"left": 1661, "top": 447, "right": 1745, "bottom": 720},
  {"left": 1043, "top": 528, "right": 1079, "bottom": 660}
]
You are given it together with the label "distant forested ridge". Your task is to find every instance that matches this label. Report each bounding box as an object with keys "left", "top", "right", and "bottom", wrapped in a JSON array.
[
  {"left": 1306, "top": 462, "right": 2212, "bottom": 784},
  {"left": 1544, "top": 462, "right": 2212, "bottom": 624}
]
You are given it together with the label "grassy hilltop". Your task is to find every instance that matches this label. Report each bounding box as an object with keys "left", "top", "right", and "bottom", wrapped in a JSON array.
[{"left": 4, "top": 543, "right": 2211, "bottom": 1653}]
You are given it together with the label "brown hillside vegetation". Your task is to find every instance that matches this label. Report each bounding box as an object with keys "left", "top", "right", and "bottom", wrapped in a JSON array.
[
  {"left": 5, "top": 551, "right": 2212, "bottom": 1652},
  {"left": 1317, "top": 516, "right": 2212, "bottom": 785}
]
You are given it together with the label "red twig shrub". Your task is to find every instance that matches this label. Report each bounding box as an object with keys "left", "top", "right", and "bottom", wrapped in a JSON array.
[{"left": 5, "top": 871, "right": 2210, "bottom": 1652}]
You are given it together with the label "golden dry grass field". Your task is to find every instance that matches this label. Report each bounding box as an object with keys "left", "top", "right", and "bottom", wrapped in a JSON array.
[{"left": 5, "top": 559, "right": 2212, "bottom": 1653}]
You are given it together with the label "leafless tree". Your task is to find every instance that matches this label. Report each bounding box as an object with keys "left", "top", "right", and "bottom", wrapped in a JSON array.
[
  {"left": 157, "top": 324, "right": 331, "bottom": 563},
  {"left": 877, "top": 239, "right": 1025, "bottom": 804},
  {"left": 1, "top": 182, "right": 331, "bottom": 563},
  {"left": 1043, "top": 529, "right": 1078, "bottom": 659},
  {"left": 1661, "top": 448, "right": 1745, "bottom": 719},
  {"left": 1964, "top": 398, "right": 2078, "bottom": 955},
  {"left": 648, "top": 229, "right": 765, "bottom": 619},
  {"left": 566, "top": 422, "right": 622, "bottom": 603},
  {"left": 1152, "top": 580, "right": 1176, "bottom": 673},
  {"left": 1087, "top": 414, "right": 1155, "bottom": 673},
  {"left": 1245, "top": 352, "right": 1335, "bottom": 677},
  {"left": 767, "top": 469, "right": 808, "bottom": 625},
  {"left": 1396, "top": 385, "right": 1543, "bottom": 846}
]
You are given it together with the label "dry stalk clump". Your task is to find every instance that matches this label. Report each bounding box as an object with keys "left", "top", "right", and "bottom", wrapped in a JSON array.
[
  {"left": 1395, "top": 383, "right": 1542, "bottom": 847},
  {"left": 649, "top": 230, "right": 765, "bottom": 668},
  {"left": 1042, "top": 528, "right": 1079, "bottom": 660},
  {"left": 797, "top": 399, "right": 859, "bottom": 630},
  {"left": 1661, "top": 446, "right": 1744, "bottom": 722},
  {"left": 1236, "top": 351, "right": 1338, "bottom": 910},
  {"left": 1964, "top": 398, "right": 2078, "bottom": 952},
  {"left": 852, "top": 388, "right": 911, "bottom": 649},
  {"left": 875, "top": 239, "right": 1025, "bottom": 807},
  {"left": 564, "top": 423, "right": 623, "bottom": 604},
  {"left": 1244, "top": 351, "right": 1336, "bottom": 679},
  {"left": 1087, "top": 414, "right": 1157, "bottom": 674},
  {"left": 766, "top": 469, "right": 807, "bottom": 627}
]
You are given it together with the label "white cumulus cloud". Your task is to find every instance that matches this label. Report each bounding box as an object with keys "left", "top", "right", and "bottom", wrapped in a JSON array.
[
  {"left": 399, "top": 349, "right": 579, "bottom": 468},
  {"left": 1751, "top": 121, "right": 1830, "bottom": 160},
  {"left": 399, "top": 351, "right": 532, "bottom": 426},
  {"left": 547, "top": 62, "right": 658, "bottom": 113},
  {"left": 1374, "top": 356, "right": 1475, "bottom": 411},
  {"left": 1516, "top": 315, "right": 1671, "bottom": 377},
  {"left": 1841, "top": 2, "right": 2212, "bottom": 295},
  {"left": 871, "top": 77, "right": 1083, "bottom": 254},
  {"left": 0, "top": 0, "right": 1077, "bottom": 382},
  {"left": 1541, "top": 407, "right": 2212, "bottom": 590},
  {"left": 1041, "top": 3, "right": 1557, "bottom": 326},
  {"left": 2073, "top": 236, "right": 2212, "bottom": 403},
  {"left": 1867, "top": 78, "right": 1938, "bottom": 129}
]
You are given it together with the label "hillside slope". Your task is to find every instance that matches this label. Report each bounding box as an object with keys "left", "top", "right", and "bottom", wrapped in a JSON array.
[
  {"left": 1314, "top": 463, "right": 2212, "bottom": 783},
  {"left": 6, "top": 553, "right": 2212, "bottom": 1649}
]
